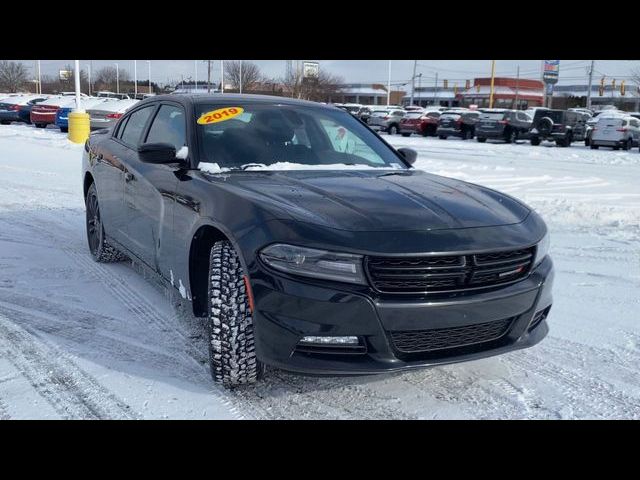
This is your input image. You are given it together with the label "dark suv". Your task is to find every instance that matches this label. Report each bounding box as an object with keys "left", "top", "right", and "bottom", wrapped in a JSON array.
[
  {"left": 437, "top": 110, "right": 481, "bottom": 140},
  {"left": 82, "top": 94, "right": 553, "bottom": 387},
  {"left": 475, "top": 109, "right": 532, "bottom": 143},
  {"left": 529, "top": 109, "right": 589, "bottom": 147}
]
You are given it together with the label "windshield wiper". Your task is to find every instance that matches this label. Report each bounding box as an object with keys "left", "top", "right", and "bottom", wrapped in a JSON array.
[
  {"left": 376, "top": 171, "right": 413, "bottom": 177},
  {"left": 240, "top": 163, "right": 268, "bottom": 170}
]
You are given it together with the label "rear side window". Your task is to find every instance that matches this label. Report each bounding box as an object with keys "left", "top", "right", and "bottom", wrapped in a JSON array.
[
  {"left": 145, "top": 104, "right": 186, "bottom": 150},
  {"left": 119, "top": 106, "right": 154, "bottom": 148}
]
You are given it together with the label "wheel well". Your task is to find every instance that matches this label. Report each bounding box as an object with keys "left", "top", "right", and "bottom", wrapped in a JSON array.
[
  {"left": 189, "top": 225, "right": 228, "bottom": 317},
  {"left": 83, "top": 172, "right": 94, "bottom": 199}
]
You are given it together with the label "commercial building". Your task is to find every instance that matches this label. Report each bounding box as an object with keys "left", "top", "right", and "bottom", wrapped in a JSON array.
[
  {"left": 458, "top": 77, "right": 544, "bottom": 109},
  {"left": 331, "top": 84, "right": 405, "bottom": 105},
  {"left": 551, "top": 84, "right": 640, "bottom": 111}
]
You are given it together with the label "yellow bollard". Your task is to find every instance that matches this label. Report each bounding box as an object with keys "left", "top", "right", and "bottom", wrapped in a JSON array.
[{"left": 68, "top": 111, "right": 90, "bottom": 144}]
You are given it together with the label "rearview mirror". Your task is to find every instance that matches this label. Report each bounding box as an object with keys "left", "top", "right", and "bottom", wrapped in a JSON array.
[
  {"left": 397, "top": 147, "right": 417, "bottom": 165},
  {"left": 138, "top": 142, "right": 180, "bottom": 164}
]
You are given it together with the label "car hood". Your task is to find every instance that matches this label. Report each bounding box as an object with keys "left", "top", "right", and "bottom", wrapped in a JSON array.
[{"left": 206, "top": 169, "right": 530, "bottom": 232}]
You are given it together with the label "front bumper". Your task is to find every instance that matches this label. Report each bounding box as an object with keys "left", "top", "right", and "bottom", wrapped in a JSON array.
[{"left": 251, "top": 255, "right": 554, "bottom": 375}]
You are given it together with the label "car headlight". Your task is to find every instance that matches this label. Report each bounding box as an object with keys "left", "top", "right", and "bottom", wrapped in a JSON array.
[
  {"left": 533, "top": 231, "right": 550, "bottom": 267},
  {"left": 259, "top": 244, "right": 367, "bottom": 285}
]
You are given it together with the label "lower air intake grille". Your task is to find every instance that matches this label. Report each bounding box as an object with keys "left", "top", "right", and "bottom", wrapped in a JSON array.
[{"left": 390, "top": 317, "right": 514, "bottom": 354}]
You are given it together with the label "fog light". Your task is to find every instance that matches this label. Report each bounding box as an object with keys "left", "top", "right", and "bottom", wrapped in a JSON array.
[{"left": 299, "top": 336, "right": 359, "bottom": 345}]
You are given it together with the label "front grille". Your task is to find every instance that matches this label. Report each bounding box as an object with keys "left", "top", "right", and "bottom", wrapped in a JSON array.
[
  {"left": 366, "top": 247, "right": 534, "bottom": 294},
  {"left": 390, "top": 317, "right": 514, "bottom": 354}
]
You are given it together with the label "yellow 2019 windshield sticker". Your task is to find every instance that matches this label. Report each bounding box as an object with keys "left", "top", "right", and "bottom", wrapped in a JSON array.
[{"left": 197, "top": 107, "right": 244, "bottom": 124}]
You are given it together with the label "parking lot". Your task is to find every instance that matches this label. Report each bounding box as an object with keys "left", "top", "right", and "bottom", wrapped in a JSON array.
[{"left": 0, "top": 121, "right": 638, "bottom": 419}]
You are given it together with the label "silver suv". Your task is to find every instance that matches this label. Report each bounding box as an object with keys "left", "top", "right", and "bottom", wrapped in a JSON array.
[{"left": 367, "top": 108, "right": 406, "bottom": 135}]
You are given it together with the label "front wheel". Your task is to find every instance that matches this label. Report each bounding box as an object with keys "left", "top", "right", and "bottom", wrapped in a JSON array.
[
  {"left": 85, "top": 183, "right": 127, "bottom": 263},
  {"left": 388, "top": 124, "right": 398, "bottom": 135},
  {"left": 60, "top": 126, "right": 68, "bottom": 133},
  {"left": 590, "top": 144, "right": 599, "bottom": 149},
  {"left": 623, "top": 138, "right": 632, "bottom": 151},
  {"left": 438, "top": 135, "right": 447, "bottom": 140},
  {"left": 476, "top": 137, "right": 487, "bottom": 143},
  {"left": 401, "top": 132, "right": 411, "bottom": 137},
  {"left": 207, "top": 240, "right": 263, "bottom": 387},
  {"left": 35, "top": 123, "right": 46, "bottom": 128},
  {"left": 530, "top": 137, "right": 541, "bottom": 146}
]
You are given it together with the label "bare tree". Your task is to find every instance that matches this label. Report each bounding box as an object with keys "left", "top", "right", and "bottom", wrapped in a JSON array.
[
  {"left": 0, "top": 60, "right": 29, "bottom": 92},
  {"left": 224, "top": 60, "right": 262, "bottom": 92},
  {"left": 281, "top": 67, "right": 343, "bottom": 102},
  {"left": 94, "top": 66, "right": 130, "bottom": 91}
]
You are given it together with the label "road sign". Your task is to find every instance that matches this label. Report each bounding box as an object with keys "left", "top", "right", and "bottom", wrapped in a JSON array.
[{"left": 543, "top": 60, "right": 560, "bottom": 85}]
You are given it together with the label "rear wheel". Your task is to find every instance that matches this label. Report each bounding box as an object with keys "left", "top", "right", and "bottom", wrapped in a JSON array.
[
  {"left": 60, "top": 127, "right": 68, "bottom": 133},
  {"left": 438, "top": 135, "right": 447, "bottom": 140},
  {"left": 388, "top": 124, "right": 398, "bottom": 135},
  {"left": 530, "top": 137, "right": 541, "bottom": 146},
  {"left": 476, "top": 137, "right": 487, "bottom": 143},
  {"left": 623, "top": 138, "right": 632, "bottom": 151},
  {"left": 35, "top": 123, "right": 46, "bottom": 128},
  {"left": 401, "top": 132, "right": 411, "bottom": 137},
  {"left": 85, "top": 183, "right": 127, "bottom": 263},
  {"left": 505, "top": 129, "right": 517, "bottom": 144},
  {"left": 0, "top": 120, "right": 9, "bottom": 125},
  {"left": 207, "top": 240, "right": 263, "bottom": 387},
  {"left": 590, "top": 144, "right": 599, "bottom": 150}
]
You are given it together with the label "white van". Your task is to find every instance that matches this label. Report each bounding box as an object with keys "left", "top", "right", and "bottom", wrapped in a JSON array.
[{"left": 590, "top": 115, "right": 640, "bottom": 150}]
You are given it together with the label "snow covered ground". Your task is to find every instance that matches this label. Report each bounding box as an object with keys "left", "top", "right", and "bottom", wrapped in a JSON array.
[{"left": 0, "top": 123, "right": 638, "bottom": 419}]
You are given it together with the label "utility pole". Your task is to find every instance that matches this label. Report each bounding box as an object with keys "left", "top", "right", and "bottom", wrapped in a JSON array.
[
  {"left": 239, "top": 60, "right": 243, "bottom": 94},
  {"left": 409, "top": 60, "right": 417, "bottom": 106},
  {"left": 37, "top": 60, "right": 41, "bottom": 94},
  {"left": 489, "top": 60, "right": 496, "bottom": 108},
  {"left": 434, "top": 72, "right": 438, "bottom": 107},
  {"left": 114, "top": 63, "right": 119, "bottom": 94},
  {"left": 134, "top": 60, "right": 138, "bottom": 97},
  {"left": 387, "top": 60, "right": 391, "bottom": 106},
  {"left": 147, "top": 61, "right": 151, "bottom": 94},
  {"left": 195, "top": 60, "right": 198, "bottom": 91},
  {"left": 586, "top": 60, "right": 595, "bottom": 109},
  {"left": 514, "top": 65, "right": 520, "bottom": 109},
  {"left": 207, "top": 60, "right": 212, "bottom": 93},
  {"left": 417, "top": 73, "right": 422, "bottom": 106}
]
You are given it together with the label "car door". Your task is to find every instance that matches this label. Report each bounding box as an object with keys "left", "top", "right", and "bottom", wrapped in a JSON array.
[
  {"left": 123, "top": 102, "right": 185, "bottom": 275},
  {"left": 109, "top": 104, "right": 156, "bottom": 260}
]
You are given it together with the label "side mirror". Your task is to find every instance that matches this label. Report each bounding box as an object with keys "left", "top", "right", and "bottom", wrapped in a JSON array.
[
  {"left": 397, "top": 147, "right": 417, "bottom": 165},
  {"left": 138, "top": 142, "right": 181, "bottom": 165}
]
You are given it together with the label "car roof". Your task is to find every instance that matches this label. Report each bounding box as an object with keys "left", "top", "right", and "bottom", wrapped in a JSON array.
[{"left": 140, "top": 93, "right": 329, "bottom": 109}]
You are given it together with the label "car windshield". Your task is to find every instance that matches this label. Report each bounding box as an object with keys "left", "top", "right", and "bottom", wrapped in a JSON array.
[
  {"left": 195, "top": 103, "right": 408, "bottom": 171},
  {"left": 405, "top": 112, "right": 422, "bottom": 119},
  {"left": 371, "top": 110, "right": 389, "bottom": 117}
]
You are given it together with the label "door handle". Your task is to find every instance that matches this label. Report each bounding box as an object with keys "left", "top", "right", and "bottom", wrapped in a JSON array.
[{"left": 124, "top": 172, "right": 135, "bottom": 183}]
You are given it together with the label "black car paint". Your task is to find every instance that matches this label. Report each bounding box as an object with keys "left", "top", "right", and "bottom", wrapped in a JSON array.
[
  {"left": 83, "top": 94, "right": 553, "bottom": 375},
  {"left": 475, "top": 110, "right": 532, "bottom": 142}
]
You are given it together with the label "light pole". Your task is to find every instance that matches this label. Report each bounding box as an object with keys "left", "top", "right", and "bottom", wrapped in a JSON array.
[
  {"left": 195, "top": 60, "right": 198, "bottom": 91},
  {"left": 114, "top": 63, "right": 119, "bottom": 94},
  {"left": 586, "top": 60, "right": 595, "bottom": 109},
  {"left": 147, "top": 61, "right": 151, "bottom": 94},
  {"left": 489, "top": 60, "right": 496, "bottom": 108},
  {"left": 221, "top": 60, "right": 224, "bottom": 93},
  {"left": 134, "top": 60, "right": 138, "bottom": 97},
  {"left": 387, "top": 60, "right": 391, "bottom": 106},
  {"left": 417, "top": 73, "right": 422, "bottom": 107},
  {"left": 74, "top": 60, "right": 83, "bottom": 112},
  {"left": 86, "top": 63, "right": 92, "bottom": 96},
  {"left": 409, "top": 60, "right": 417, "bottom": 106}
]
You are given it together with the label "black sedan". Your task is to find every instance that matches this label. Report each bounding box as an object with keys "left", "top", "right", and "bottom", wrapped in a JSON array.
[{"left": 82, "top": 94, "right": 553, "bottom": 387}]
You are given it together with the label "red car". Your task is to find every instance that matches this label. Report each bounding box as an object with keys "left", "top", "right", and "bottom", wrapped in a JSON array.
[
  {"left": 30, "top": 96, "right": 79, "bottom": 128},
  {"left": 399, "top": 110, "right": 441, "bottom": 137}
]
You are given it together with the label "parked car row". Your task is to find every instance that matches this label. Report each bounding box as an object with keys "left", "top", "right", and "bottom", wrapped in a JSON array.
[{"left": 0, "top": 93, "right": 140, "bottom": 132}]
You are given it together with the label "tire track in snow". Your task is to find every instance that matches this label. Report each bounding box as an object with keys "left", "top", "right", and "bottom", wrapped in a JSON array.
[
  {"left": 0, "top": 311, "right": 138, "bottom": 419},
  {"left": 0, "top": 210, "right": 250, "bottom": 420},
  {"left": 506, "top": 350, "right": 640, "bottom": 419}
]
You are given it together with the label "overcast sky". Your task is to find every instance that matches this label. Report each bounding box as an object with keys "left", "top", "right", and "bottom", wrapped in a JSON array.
[{"left": 19, "top": 60, "right": 640, "bottom": 90}]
